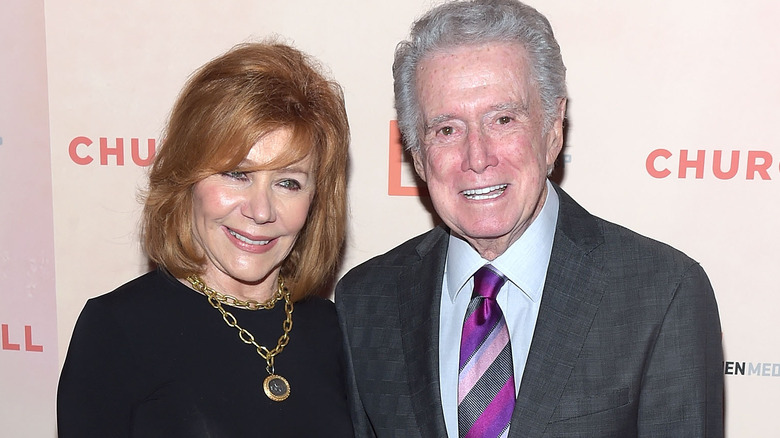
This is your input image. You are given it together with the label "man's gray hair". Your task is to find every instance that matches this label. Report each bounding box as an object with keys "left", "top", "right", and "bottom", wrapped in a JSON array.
[{"left": 393, "top": 0, "right": 567, "bottom": 152}]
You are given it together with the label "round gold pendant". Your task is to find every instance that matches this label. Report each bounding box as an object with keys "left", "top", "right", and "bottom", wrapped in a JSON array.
[{"left": 263, "top": 374, "right": 290, "bottom": 401}]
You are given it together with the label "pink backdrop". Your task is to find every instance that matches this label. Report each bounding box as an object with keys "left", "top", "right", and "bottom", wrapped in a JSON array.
[
  {"left": 0, "top": 1, "right": 59, "bottom": 436},
  {"left": 1, "top": 1, "right": 778, "bottom": 436}
]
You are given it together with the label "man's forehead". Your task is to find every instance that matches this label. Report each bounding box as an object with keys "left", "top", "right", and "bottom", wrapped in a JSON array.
[
  {"left": 417, "top": 41, "right": 530, "bottom": 72},
  {"left": 417, "top": 75, "right": 535, "bottom": 119},
  {"left": 417, "top": 43, "right": 532, "bottom": 90}
]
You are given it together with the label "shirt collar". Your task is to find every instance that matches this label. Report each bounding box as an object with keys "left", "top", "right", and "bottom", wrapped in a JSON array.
[{"left": 445, "top": 179, "right": 559, "bottom": 303}]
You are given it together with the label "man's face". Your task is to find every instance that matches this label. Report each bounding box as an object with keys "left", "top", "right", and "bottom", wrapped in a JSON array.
[{"left": 412, "top": 41, "right": 565, "bottom": 260}]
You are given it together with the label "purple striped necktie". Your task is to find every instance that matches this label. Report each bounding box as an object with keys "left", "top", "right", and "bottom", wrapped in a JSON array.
[{"left": 458, "top": 265, "right": 515, "bottom": 438}]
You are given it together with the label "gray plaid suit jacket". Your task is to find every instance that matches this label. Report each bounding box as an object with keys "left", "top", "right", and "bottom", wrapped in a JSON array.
[{"left": 335, "top": 183, "right": 724, "bottom": 437}]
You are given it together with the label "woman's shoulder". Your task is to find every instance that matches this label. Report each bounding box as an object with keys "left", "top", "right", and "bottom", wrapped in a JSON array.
[
  {"left": 290, "top": 295, "right": 340, "bottom": 331},
  {"left": 294, "top": 294, "right": 336, "bottom": 313},
  {"left": 89, "top": 268, "right": 189, "bottom": 308},
  {"left": 76, "top": 269, "right": 203, "bottom": 335},
  {"left": 73, "top": 268, "right": 204, "bottom": 350}
]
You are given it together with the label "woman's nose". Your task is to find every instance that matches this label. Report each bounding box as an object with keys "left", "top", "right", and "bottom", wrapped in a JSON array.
[{"left": 241, "top": 185, "right": 276, "bottom": 224}]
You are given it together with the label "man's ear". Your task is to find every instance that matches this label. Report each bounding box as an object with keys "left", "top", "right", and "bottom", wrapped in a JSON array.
[
  {"left": 545, "top": 97, "right": 567, "bottom": 167},
  {"left": 411, "top": 147, "right": 427, "bottom": 182}
]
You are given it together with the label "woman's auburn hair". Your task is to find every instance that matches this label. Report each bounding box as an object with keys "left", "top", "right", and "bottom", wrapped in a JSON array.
[{"left": 141, "top": 41, "right": 350, "bottom": 301}]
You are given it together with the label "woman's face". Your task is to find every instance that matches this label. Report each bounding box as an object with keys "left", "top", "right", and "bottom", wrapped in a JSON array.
[{"left": 191, "top": 129, "right": 315, "bottom": 299}]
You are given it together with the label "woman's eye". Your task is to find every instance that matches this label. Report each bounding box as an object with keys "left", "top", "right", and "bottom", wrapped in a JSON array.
[
  {"left": 278, "top": 179, "right": 302, "bottom": 190},
  {"left": 222, "top": 171, "right": 248, "bottom": 181}
]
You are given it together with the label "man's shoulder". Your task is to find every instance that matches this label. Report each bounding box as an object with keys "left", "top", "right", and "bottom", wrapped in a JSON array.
[
  {"left": 553, "top": 193, "right": 708, "bottom": 312},
  {"left": 563, "top": 207, "right": 707, "bottom": 294},
  {"left": 349, "top": 227, "right": 445, "bottom": 270},
  {"left": 594, "top": 215, "right": 698, "bottom": 268},
  {"left": 337, "top": 227, "right": 447, "bottom": 291},
  {"left": 555, "top": 184, "right": 698, "bottom": 268}
]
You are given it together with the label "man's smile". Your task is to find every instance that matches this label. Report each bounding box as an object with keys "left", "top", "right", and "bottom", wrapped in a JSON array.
[{"left": 460, "top": 183, "right": 508, "bottom": 200}]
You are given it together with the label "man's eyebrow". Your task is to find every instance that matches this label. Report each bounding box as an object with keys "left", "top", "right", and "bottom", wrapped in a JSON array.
[
  {"left": 425, "top": 114, "right": 456, "bottom": 130},
  {"left": 492, "top": 101, "right": 528, "bottom": 113},
  {"left": 425, "top": 102, "right": 530, "bottom": 128}
]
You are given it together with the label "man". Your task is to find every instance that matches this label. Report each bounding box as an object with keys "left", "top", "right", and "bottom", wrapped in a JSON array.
[{"left": 335, "top": 0, "right": 724, "bottom": 437}]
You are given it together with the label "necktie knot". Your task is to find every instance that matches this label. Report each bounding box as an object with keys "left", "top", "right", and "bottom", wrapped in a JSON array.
[{"left": 473, "top": 265, "right": 505, "bottom": 300}]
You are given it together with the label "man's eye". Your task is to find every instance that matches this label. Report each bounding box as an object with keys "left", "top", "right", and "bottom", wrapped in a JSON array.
[
  {"left": 496, "top": 116, "right": 512, "bottom": 125},
  {"left": 279, "top": 179, "right": 302, "bottom": 190},
  {"left": 438, "top": 126, "right": 454, "bottom": 136}
]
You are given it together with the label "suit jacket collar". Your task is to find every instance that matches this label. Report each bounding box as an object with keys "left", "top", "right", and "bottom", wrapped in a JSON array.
[
  {"left": 509, "top": 183, "right": 608, "bottom": 437},
  {"left": 397, "top": 226, "right": 450, "bottom": 436}
]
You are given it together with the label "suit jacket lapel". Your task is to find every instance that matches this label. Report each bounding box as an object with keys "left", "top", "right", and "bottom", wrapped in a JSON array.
[
  {"left": 397, "top": 226, "right": 449, "bottom": 436},
  {"left": 509, "top": 185, "right": 608, "bottom": 437}
]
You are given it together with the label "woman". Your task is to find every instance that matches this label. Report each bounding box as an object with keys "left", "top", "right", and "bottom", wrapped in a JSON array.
[{"left": 57, "top": 42, "right": 352, "bottom": 437}]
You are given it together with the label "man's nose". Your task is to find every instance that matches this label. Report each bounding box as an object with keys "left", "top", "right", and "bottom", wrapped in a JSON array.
[{"left": 462, "top": 128, "right": 498, "bottom": 173}]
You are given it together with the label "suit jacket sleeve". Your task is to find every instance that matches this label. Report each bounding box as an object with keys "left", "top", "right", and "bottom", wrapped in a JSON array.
[
  {"left": 637, "top": 262, "right": 724, "bottom": 437},
  {"left": 336, "top": 285, "right": 378, "bottom": 438}
]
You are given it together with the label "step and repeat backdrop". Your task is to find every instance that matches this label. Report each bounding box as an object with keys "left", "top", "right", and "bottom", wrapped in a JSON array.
[{"left": 2, "top": 0, "right": 778, "bottom": 436}]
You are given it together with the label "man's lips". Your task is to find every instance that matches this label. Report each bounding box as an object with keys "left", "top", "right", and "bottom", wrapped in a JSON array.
[{"left": 460, "top": 184, "right": 508, "bottom": 200}]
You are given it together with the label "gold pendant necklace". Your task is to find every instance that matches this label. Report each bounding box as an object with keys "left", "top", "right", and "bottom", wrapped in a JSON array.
[{"left": 187, "top": 275, "right": 294, "bottom": 402}]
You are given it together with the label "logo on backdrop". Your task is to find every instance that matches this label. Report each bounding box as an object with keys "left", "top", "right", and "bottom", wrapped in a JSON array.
[
  {"left": 69, "top": 136, "right": 156, "bottom": 166},
  {"left": 646, "top": 149, "right": 778, "bottom": 180},
  {"left": 1, "top": 324, "right": 43, "bottom": 353},
  {"left": 724, "top": 360, "right": 780, "bottom": 377},
  {"left": 388, "top": 121, "right": 427, "bottom": 197}
]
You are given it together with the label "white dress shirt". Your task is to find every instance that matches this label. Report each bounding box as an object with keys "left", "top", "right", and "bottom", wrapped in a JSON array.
[{"left": 439, "top": 180, "right": 559, "bottom": 436}]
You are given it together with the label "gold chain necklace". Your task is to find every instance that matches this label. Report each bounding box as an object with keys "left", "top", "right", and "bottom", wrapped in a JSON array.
[{"left": 187, "top": 275, "right": 294, "bottom": 402}]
